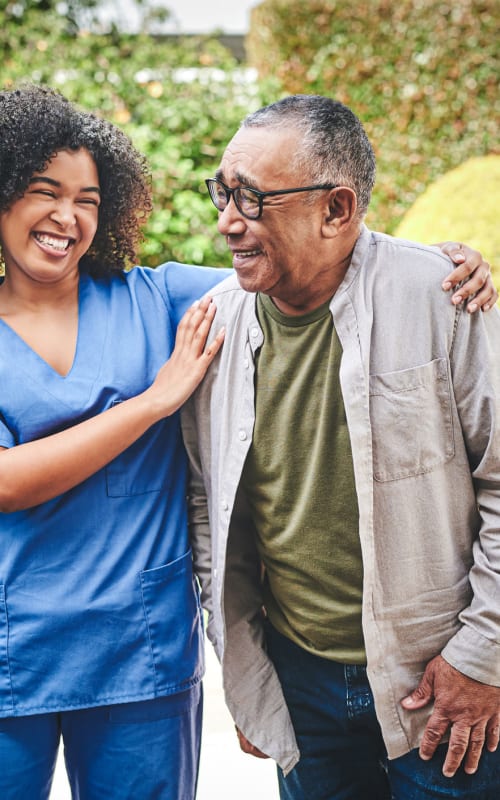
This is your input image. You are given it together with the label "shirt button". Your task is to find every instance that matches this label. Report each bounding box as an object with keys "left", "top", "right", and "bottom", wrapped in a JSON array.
[
  {"left": 250, "top": 327, "right": 259, "bottom": 338},
  {"left": 238, "top": 430, "right": 247, "bottom": 441},
  {"left": 244, "top": 358, "right": 249, "bottom": 369},
  {"left": 221, "top": 500, "right": 228, "bottom": 511},
  {"left": 213, "top": 568, "right": 217, "bottom": 578}
]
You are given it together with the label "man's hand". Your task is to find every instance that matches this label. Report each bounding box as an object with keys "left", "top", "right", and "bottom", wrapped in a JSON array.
[
  {"left": 401, "top": 655, "right": 500, "bottom": 777},
  {"left": 438, "top": 242, "right": 498, "bottom": 312},
  {"left": 235, "top": 726, "right": 270, "bottom": 759}
]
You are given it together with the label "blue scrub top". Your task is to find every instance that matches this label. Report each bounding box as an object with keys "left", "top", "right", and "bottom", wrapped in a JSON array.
[{"left": 0, "top": 262, "right": 228, "bottom": 717}]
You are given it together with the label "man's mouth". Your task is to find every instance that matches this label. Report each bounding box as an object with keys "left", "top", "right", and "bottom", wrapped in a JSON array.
[
  {"left": 33, "top": 233, "right": 74, "bottom": 252},
  {"left": 232, "top": 249, "right": 261, "bottom": 260}
]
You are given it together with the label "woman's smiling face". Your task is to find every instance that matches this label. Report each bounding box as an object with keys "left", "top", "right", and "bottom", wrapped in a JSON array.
[{"left": 0, "top": 148, "right": 100, "bottom": 288}]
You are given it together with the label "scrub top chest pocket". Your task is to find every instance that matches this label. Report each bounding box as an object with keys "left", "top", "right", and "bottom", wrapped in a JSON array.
[{"left": 106, "top": 405, "right": 171, "bottom": 497}]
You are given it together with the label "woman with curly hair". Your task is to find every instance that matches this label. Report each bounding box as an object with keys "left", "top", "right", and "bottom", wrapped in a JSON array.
[{"left": 0, "top": 84, "right": 225, "bottom": 799}]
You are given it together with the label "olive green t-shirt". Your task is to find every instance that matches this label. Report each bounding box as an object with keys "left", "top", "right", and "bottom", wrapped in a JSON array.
[{"left": 241, "top": 293, "right": 365, "bottom": 663}]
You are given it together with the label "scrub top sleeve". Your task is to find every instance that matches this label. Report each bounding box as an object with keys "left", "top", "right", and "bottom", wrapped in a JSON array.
[
  {"left": 0, "top": 417, "right": 15, "bottom": 448},
  {"left": 159, "top": 262, "right": 231, "bottom": 328}
]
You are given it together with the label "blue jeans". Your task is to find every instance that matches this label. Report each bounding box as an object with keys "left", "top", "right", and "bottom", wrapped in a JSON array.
[
  {"left": 0, "top": 684, "right": 202, "bottom": 799},
  {"left": 265, "top": 623, "right": 500, "bottom": 800}
]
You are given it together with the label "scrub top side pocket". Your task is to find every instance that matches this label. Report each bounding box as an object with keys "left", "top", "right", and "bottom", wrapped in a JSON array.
[{"left": 140, "top": 549, "right": 204, "bottom": 694}]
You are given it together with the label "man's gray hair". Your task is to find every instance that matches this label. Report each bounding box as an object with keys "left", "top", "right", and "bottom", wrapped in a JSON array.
[{"left": 242, "top": 95, "right": 376, "bottom": 218}]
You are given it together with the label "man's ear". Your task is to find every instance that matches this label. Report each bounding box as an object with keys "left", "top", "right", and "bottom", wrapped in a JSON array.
[{"left": 322, "top": 187, "right": 357, "bottom": 236}]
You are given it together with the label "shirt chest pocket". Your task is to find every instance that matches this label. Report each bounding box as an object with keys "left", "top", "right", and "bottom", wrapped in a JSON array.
[{"left": 369, "top": 357, "right": 454, "bottom": 482}]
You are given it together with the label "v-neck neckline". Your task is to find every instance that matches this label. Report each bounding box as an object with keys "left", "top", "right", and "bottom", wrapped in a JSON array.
[{"left": 0, "top": 274, "right": 91, "bottom": 381}]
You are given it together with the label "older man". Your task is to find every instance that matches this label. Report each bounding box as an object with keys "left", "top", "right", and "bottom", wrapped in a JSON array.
[{"left": 183, "top": 95, "right": 500, "bottom": 799}]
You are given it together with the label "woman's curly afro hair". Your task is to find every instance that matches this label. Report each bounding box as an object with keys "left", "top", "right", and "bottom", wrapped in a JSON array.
[{"left": 0, "top": 84, "right": 153, "bottom": 277}]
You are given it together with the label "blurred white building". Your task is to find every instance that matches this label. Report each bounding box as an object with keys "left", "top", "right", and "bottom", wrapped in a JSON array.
[{"left": 97, "top": 0, "right": 260, "bottom": 34}]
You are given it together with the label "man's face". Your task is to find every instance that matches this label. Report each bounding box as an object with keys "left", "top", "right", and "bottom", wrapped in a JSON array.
[{"left": 215, "top": 126, "right": 334, "bottom": 313}]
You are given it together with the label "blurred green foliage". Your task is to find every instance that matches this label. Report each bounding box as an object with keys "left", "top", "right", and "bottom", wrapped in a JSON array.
[
  {"left": 0, "top": 0, "right": 498, "bottom": 270},
  {"left": 396, "top": 155, "right": 500, "bottom": 290},
  {"left": 0, "top": 1, "right": 269, "bottom": 268},
  {"left": 247, "top": 0, "right": 499, "bottom": 235}
]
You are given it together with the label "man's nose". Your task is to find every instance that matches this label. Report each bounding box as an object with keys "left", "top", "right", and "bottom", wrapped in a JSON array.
[{"left": 217, "top": 198, "right": 247, "bottom": 236}]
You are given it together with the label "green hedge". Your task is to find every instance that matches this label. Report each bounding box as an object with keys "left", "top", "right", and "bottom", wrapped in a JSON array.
[
  {"left": 1, "top": 1, "right": 498, "bottom": 270},
  {"left": 247, "top": 0, "right": 499, "bottom": 235},
  {"left": 0, "top": 7, "right": 269, "bottom": 268}
]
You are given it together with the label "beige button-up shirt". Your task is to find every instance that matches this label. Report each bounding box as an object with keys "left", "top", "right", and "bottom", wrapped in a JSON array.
[{"left": 182, "top": 226, "right": 500, "bottom": 774}]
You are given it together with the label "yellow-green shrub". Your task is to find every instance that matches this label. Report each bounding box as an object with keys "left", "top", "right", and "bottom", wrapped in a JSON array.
[{"left": 395, "top": 155, "right": 500, "bottom": 290}]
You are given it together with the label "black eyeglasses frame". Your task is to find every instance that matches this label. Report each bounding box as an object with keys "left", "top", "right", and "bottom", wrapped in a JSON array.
[{"left": 205, "top": 177, "right": 338, "bottom": 220}]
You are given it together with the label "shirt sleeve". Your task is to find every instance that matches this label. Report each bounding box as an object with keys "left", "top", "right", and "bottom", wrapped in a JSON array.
[
  {"left": 180, "top": 396, "right": 217, "bottom": 649},
  {"left": 441, "top": 306, "right": 500, "bottom": 686},
  {"left": 157, "top": 262, "right": 232, "bottom": 329},
  {"left": 0, "top": 431, "right": 14, "bottom": 449},
  {"left": 0, "top": 414, "right": 15, "bottom": 448}
]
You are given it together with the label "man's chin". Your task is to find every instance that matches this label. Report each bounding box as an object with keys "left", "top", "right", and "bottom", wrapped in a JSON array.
[
  {"left": 232, "top": 270, "right": 264, "bottom": 295},
  {"left": 232, "top": 264, "right": 254, "bottom": 288}
]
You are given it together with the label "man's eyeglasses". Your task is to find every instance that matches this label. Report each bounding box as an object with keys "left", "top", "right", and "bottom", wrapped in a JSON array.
[{"left": 205, "top": 178, "right": 338, "bottom": 221}]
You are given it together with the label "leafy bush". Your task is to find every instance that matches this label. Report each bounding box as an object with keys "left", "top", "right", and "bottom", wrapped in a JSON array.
[
  {"left": 1, "top": 0, "right": 498, "bottom": 273},
  {"left": 247, "top": 0, "right": 499, "bottom": 235},
  {"left": 0, "top": 4, "right": 265, "bottom": 268},
  {"left": 395, "top": 155, "right": 500, "bottom": 290}
]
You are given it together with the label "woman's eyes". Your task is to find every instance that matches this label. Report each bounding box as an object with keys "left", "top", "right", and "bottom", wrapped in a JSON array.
[
  {"left": 77, "top": 198, "right": 100, "bottom": 206},
  {"left": 31, "top": 189, "right": 55, "bottom": 198},
  {"left": 29, "top": 190, "right": 99, "bottom": 207}
]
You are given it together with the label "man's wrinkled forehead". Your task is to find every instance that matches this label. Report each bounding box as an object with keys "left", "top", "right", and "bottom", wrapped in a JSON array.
[{"left": 217, "top": 126, "right": 301, "bottom": 189}]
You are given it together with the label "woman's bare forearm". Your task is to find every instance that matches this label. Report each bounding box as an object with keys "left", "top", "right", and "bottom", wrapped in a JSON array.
[
  {"left": 0, "top": 390, "right": 162, "bottom": 511},
  {"left": 0, "top": 297, "right": 224, "bottom": 512}
]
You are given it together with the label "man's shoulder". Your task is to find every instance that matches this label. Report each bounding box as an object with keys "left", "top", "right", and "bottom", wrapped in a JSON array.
[
  {"left": 208, "top": 271, "right": 244, "bottom": 296},
  {"left": 344, "top": 228, "right": 458, "bottom": 321},
  {"left": 353, "top": 228, "right": 455, "bottom": 302},
  {"left": 209, "top": 273, "right": 255, "bottom": 312},
  {"left": 367, "top": 229, "right": 452, "bottom": 273}
]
